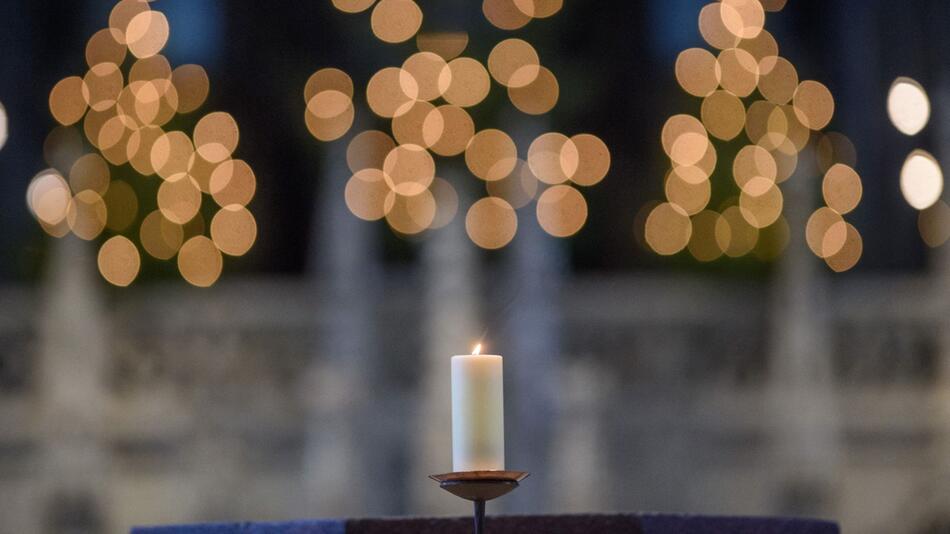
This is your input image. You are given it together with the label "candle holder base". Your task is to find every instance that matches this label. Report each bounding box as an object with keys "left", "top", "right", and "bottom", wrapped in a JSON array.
[{"left": 429, "top": 471, "right": 529, "bottom": 534}]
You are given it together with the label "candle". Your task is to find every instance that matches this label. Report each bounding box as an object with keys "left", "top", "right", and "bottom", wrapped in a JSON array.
[{"left": 451, "top": 344, "right": 505, "bottom": 472}]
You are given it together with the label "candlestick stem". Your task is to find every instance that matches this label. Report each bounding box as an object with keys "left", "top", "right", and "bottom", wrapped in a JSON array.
[{"left": 473, "top": 499, "right": 485, "bottom": 534}]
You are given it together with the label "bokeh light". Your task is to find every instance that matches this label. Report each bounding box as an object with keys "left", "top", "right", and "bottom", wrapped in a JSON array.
[
  {"left": 918, "top": 200, "right": 950, "bottom": 248},
  {"left": 465, "top": 197, "right": 518, "bottom": 249},
  {"left": 370, "top": 0, "right": 423, "bottom": 44},
  {"left": 900, "top": 150, "right": 943, "bottom": 211},
  {"left": 97, "top": 235, "right": 141, "bottom": 287},
  {"left": 887, "top": 77, "right": 930, "bottom": 136}
]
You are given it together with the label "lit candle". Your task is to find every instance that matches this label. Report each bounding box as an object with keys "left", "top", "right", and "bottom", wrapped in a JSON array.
[{"left": 451, "top": 344, "right": 505, "bottom": 472}]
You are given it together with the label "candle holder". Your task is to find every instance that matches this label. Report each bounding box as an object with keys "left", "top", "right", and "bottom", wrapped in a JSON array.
[{"left": 429, "top": 470, "right": 529, "bottom": 534}]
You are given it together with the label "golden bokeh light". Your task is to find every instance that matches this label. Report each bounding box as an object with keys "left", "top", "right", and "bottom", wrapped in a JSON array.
[
  {"left": 717, "top": 48, "right": 759, "bottom": 97},
  {"left": 758, "top": 57, "right": 798, "bottom": 105},
  {"left": 567, "top": 134, "right": 610, "bottom": 187},
  {"left": 661, "top": 114, "right": 708, "bottom": 167},
  {"left": 738, "top": 29, "right": 778, "bottom": 70},
  {"left": 887, "top": 77, "right": 930, "bottom": 136},
  {"left": 69, "top": 153, "right": 111, "bottom": 195},
  {"left": 483, "top": 0, "right": 532, "bottom": 31},
  {"left": 172, "top": 64, "right": 210, "bottom": 114},
  {"left": 126, "top": 125, "right": 164, "bottom": 175},
  {"left": 367, "top": 67, "right": 417, "bottom": 118},
  {"left": 716, "top": 205, "right": 758, "bottom": 257},
  {"left": 151, "top": 130, "right": 194, "bottom": 179},
  {"left": 514, "top": 0, "right": 563, "bottom": 18},
  {"left": 403, "top": 52, "right": 448, "bottom": 102},
  {"left": 487, "top": 39, "right": 540, "bottom": 88},
  {"left": 345, "top": 169, "right": 393, "bottom": 221},
  {"left": 792, "top": 80, "right": 834, "bottom": 130},
  {"left": 416, "top": 32, "right": 469, "bottom": 61},
  {"left": 487, "top": 160, "right": 539, "bottom": 209},
  {"left": 466, "top": 129, "right": 517, "bottom": 182},
  {"left": 508, "top": 66, "right": 559, "bottom": 115},
  {"left": 822, "top": 163, "right": 862, "bottom": 215},
  {"left": 759, "top": 0, "right": 787, "bottom": 11},
  {"left": 701, "top": 90, "right": 745, "bottom": 140},
  {"left": 210, "top": 159, "right": 257, "bottom": 207},
  {"left": 536, "top": 184, "right": 587, "bottom": 237},
  {"left": 383, "top": 144, "right": 436, "bottom": 196},
  {"left": 86, "top": 29, "right": 127, "bottom": 69},
  {"left": 140, "top": 209, "right": 183, "bottom": 260},
  {"left": 688, "top": 210, "right": 725, "bottom": 262},
  {"left": 194, "top": 111, "right": 239, "bottom": 163},
  {"left": 805, "top": 207, "right": 846, "bottom": 258},
  {"left": 305, "top": 96, "right": 355, "bottom": 141},
  {"left": 428, "top": 177, "right": 459, "bottom": 229},
  {"left": 823, "top": 222, "right": 862, "bottom": 272},
  {"left": 392, "top": 100, "right": 437, "bottom": 147},
  {"left": 49, "top": 76, "right": 88, "bottom": 126},
  {"left": 82, "top": 62, "right": 124, "bottom": 112},
  {"left": 424, "top": 105, "right": 475, "bottom": 156},
  {"left": 211, "top": 205, "right": 257, "bottom": 256},
  {"left": 126, "top": 10, "right": 169, "bottom": 59},
  {"left": 528, "top": 132, "right": 573, "bottom": 185},
  {"left": 97, "top": 235, "right": 141, "bottom": 287},
  {"left": 918, "top": 200, "right": 950, "bottom": 248},
  {"left": 109, "top": 0, "right": 151, "bottom": 45},
  {"left": 177, "top": 235, "right": 223, "bottom": 287},
  {"left": 466, "top": 197, "right": 518, "bottom": 249},
  {"left": 665, "top": 169, "right": 710, "bottom": 215},
  {"left": 698, "top": 3, "right": 740, "bottom": 50},
  {"left": 900, "top": 149, "right": 943, "bottom": 210},
  {"left": 304, "top": 68, "right": 354, "bottom": 102},
  {"left": 332, "top": 0, "right": 377, "bottom": 13},
  {"left": 157, "top": 172, "right": 202, "bottom": 224},
  {"left": 385, "top": 187, "right": 436, "bottom": 234},
  {"left": 27, "top": 170, "right": 72, "bottom": 227},
  {"left": 66, "top": 190, "right": 108, "bottom": 240},
  {"left": 732, "top": 144, "right": 776, "bottom": 194},
  {"left": 720, "top": 0, "right": 765, "bottom": 40},
  {"left": 370, "top": 0, "right": 423, "bottom": 44},
  {"left": 675, "top": 48, "right": 721, "bottom": 98},
  {"left": 739, "top": 181, "right": 783, "bottom": 228},
  {"left": 645, "top": 202, "right": 692, "bottom": 255},
  {"left": 347, "top": 130, "right": 396, "bottom": 173},
  {"left": 440, "top": 57, "right": 491, "bottom": 108}
]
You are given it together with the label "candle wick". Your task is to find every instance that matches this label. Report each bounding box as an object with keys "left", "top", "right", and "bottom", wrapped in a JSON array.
[{"left": 473, "top": 343, "right": 482, "bottom": 356}]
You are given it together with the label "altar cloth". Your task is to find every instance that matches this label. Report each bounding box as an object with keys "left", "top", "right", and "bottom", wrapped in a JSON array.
[{"left": 132, "top": 513, "right": 839, "bottom": 534}]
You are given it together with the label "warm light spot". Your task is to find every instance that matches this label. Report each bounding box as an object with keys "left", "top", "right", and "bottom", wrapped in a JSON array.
[
  {"left": 429, "top": 177, "right": 459, "bottom": 229},
  {"left": 403, "top": 52, "right": 448, "bottom": 102},
  {"left": 806, "top": 207, "right": 846, "bottom": 258},
  {"left": 440, "top": 57, "right": 490, "bottom": 108},
  {"left": 698, "top": 3, "right": 740, "bottom": 50},
  {"left": 347, "top": 130, "right": 396, "bottom": 172},
  {"left": 49, "top": 76, "right": 88, "bottom": 126},
  {"left": 567, "top": 134, "right": 610, "bottom": 187},
  {"left": 771, "top": 141, "right": 798, "bottom": 183},
  {"left": 528, "top": 132, "right": 574, "bottom": 185},
  {"left": 82, "top": 62, "right": 124, "bottom": 112},
  {"left": 466, "top": 197, "right": 518, "bottom": 249},
  {"left": 695, "top": 142, "right": 718, "bottom": 178},
  {"left": 918, "top": 200, "right": 950, "bottom": 248},
  {"left": 103, "top": 179, "right": 138, "bottom": 232},
  {"left": 488, "top": 39, "right": 540, "bottom": 88},
  {"left": 900, "top": 149, "right": 943, "bottom": 210},
  {"left": 126, "top": 125, "right": 164, "bottom": 175},
  {"left": 738, "top": 29, "right": 778, "bottom": 71},
  {"left": 687, "top": 210, "right": 725, "bottom": 262},
  {"left": 304, "top": 68, "right": 354, "bottom": 103},
  {"left": 701, "top": 90, "right": 745, "bottom": 140},
  {"left": 0, "top": 101, "right": 6, "bottom": 151},
  {"left": 367, "top": 67, "right": 418, "bottom": 118},
  {"left": 661, "top": 114, "right": 707, "bottom": 165},
  {"left": 151, "top": 130, "right": 194, "bottom": 179},
  {"left": 417, "top": 32, "right": 469, "bottom": 61},
  {"left": 670, "top": 133, "right": 710, "bottom": 168},
  {"left": 466, "top": 129, "right": 518, "bottom": 182},
  {"left": 670, "top": 165, "right": 710, "bottom": 186},
  {"left": 27, "top": 170, "right": 71, "bottom": 226},
  {"left": 822, "top": 164, "right": 862, "bottom": 215},
  {"left": 98, "top": 236, "right": 141, "bottom": 287},
  {"left": 345, "top": 169, "right": 393, "bottom": 221},
  {"left": 392, "top": 100, "right": 437, "bottom": 147},
  {"left": 824, "top": 222, "right": 862, "bottom": 272},
  {"left": 371, "top": 0, "right": 423, "bottom": 44},
  {"left": 126, "top": 10, "right": 169, "bottom": 58},
  {"left": 66, "top": 190, "right": 107, "bottom": 240},
  {"left": 187, "top": 150, "right": 218, "bottom": 193},
  {"left": 887, "top": 77, "right": 930, "bottom": 136},
  {"left": 720, "top": 0, "right": 765, "bottom": 40},
  {"left": 86, "top": 29, "right": 127, "bottom": 69},
  {"left": 717, "top": 48, "right": 758, "bottom": 97},
  {"left": 211, "top": 204, "right": 257, "bottom": 256},
  {"left": 178, "top": 236, "right": 223, "bottom": 287},
  {"left": 675, "top": 48, "right": 721, "bottom": 98},
  {"left": 664, "top": 170, "right": 710, "bottom": 215},
  {"left": 758, "top": 57, "right": 798, "bottom": 105},
  {"left": 739, "top": 181, "right": 783, "bottom": 228},
  {"left": 69, "top": 153, "right": 111, "bottom": 195},
  {"left": 483, "top": 0, "right": 532, "bottom": 30},
  {"left": 109, "top": 0, "right": 151, "bottom": 44},
  {"left": 332, "top": 0, "right": 376, "bottom": 13},
  {"left": 385, "top": 187, "right": 436, "bottom": 234},
  {"left": 536, "top": 184, "right": 587, "bottom": 237},
  {"left": 777, "top": 105, "right": 810, "bottom": 153},
  {"left": 759, "top": 0, "right": 787, "bottom": 11},
  {"left": 194, "top": 111, "right": 239, "bottom": 163},
  {"left": 129, "top": 54, "right": 172, "bottom": 85},
  {"left": 792, "top": 80, "right": 834, "bottom": 130},
  {"left": 508, "top": 66, "right": 559, "bottom": 115},
  {"left": 645, "top": 202, "right": 692, "bottom": 255},
  {"left": 157, "top": 172, "right": 202, "bottom": 224},
  {"left": 383, "top": 144, "right": 436, "bottom": 196},
  {"left": 473, "top": 343, "right": 482, "bottom": 355},
  {"left": 97, "top": 115, "right": 136, "bottom": 167},
  {"left": 210, "top": 159, "right": 257, "bottom": 207},
  {"left": 172, "top": 64, "right": 210, "bottom": 114},
  {"left": 514, "top": 0, "right": 563, "bottom": 18},
  {"left": 487, "top": 160, "right": 539, "bottom": 209},
  {"left": 716, "top": 205, "right": 758, "bottom": 257},
  {"left": 305, "top": 98, "right": 355, "bottom": 141},
  {"left": 140, "top": 209, "right": 183, "bottom": 260},
  {"left": 424, "top": 105, "right": 475, "bottom": 156},
  {"left": 732, "top": 145, "right": 776, "bottom": 194}
]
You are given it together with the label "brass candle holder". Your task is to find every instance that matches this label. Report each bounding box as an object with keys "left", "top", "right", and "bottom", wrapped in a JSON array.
[{"left": 429, "top": 471, "right": 529, "bottom": 534}]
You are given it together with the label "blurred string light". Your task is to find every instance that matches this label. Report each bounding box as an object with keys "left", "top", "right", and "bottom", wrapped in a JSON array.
[
  {"left": 648, "top": 0, "right": 865, "bottom": 272},
  {"left": 28, "top": 0, "right": 260, "bottom": 287},
  {"left": 0, "top": 101, "right": 8, "bottom": 151},
  {"left": 886, "top": 77, "right": 947, "bottom": 247},
  {"left": 309, "top": 0, "right": 610, "bottom": 249}
]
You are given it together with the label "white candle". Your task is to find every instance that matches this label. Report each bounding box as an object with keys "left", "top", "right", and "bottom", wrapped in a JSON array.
[{"left": 451, "top": 344, "right": 505, "bottom": 472}]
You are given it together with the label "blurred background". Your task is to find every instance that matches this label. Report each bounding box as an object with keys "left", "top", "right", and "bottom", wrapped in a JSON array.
[{"left": 0, "top": 0, "right": 949, "bottom": 533}]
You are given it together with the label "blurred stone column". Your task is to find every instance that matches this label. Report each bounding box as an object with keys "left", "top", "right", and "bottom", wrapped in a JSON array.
[
  {"left": 301, "top": 129, "right": 383, "bottom": 516},
  {"left": 38, "top": 236, "right": 110, "bottom": 532},
  {"left": 410, "top": 170, "right": 479, "bottom": 515},
  {"left": 498, "top": 118, "right": 565, "bottom": 513},
  {"left": 767, "top": 147, "right": 840, "bottom": 516}
]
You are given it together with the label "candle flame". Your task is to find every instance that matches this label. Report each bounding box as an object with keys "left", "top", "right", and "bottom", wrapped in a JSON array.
[{"left": 473, "top": 343, "right": 482, "bottom": 355}]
